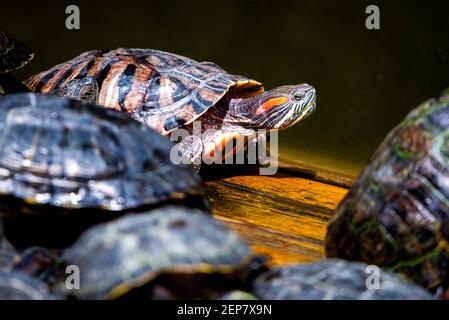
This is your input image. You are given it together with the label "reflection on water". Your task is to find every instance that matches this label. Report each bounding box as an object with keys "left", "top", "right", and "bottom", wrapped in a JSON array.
[{"left": 2, "top": 0, "right": 449, "bottom": 175}]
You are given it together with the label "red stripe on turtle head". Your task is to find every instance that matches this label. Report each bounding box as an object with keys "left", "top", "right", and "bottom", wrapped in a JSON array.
[{"left": 255, "top": 97, "right": 289, "bottom": 116}]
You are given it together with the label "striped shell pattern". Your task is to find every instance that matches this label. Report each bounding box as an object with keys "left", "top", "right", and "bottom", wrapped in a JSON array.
[{"left": 25, "top": 48, "right": 263, "bottom": 135}]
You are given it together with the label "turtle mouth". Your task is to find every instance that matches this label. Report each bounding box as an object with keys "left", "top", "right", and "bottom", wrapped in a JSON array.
[
  {"left": 287, "top": 93, "right": 316, "bottom": 126},
  {"left": 304, "top": 101, "right": 316, "bottom": 116}
]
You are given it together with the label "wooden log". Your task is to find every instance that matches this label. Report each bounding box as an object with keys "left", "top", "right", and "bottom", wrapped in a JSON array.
[{"left": 203, "top": 161, "right": 353, "bottom": 266}]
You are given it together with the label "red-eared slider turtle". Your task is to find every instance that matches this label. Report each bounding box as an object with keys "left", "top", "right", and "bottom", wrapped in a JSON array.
[
  {"left": 0, "top": 29, "right": 33, "bottom": 93},
  {"left": 25, "top": 48, "right": 316, "bottom": 169},
  {"left": 252, "top": 259, "right": 433, "bottom": 300},
  {"left": 326, "top": 92, "right": 449, "bottom": 297},
  {"left": 0, "top": 271, "right": 56, "bottom": 300},
  {"left": 0, "top": 93, "right": 205, "bottom": 248},
  {"left": 60, "top": 206, "right": 264, "bottom": 299}
]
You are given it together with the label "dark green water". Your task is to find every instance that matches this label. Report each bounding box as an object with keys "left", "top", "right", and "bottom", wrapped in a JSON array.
[{"left": 2, "top": 0, "right": 449, "bottom": 175}]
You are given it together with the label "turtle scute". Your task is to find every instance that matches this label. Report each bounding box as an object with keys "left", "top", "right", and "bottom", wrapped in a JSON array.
[
  {"left": 326, "top": 92, "right": 449, "bottom": 297},
  {"left": 251, "top": 259, "right": 433, "bottom": 300},
  {"left": 58, "top": 205, "right": 255, "bottom": 299}
]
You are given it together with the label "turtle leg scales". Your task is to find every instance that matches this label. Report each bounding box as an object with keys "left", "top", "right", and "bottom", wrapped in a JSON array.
[{"left": 174, "top": 135, "right": 203, "bottom": 171}]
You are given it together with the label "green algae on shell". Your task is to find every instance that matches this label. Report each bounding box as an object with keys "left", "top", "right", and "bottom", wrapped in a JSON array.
[{"left": 326, "top": 92, "right": 449, "bottom": 297}]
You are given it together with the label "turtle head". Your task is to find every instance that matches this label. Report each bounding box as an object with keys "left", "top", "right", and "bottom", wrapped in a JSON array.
[
  {"left": 57, "top": 77, "right": 99, "bottom": 103},
  {"left": 247, "top": 83, "right": 316, "bottom": 129}
]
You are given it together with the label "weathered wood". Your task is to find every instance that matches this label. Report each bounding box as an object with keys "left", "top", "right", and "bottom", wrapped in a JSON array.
[
  {"left": 204, "top": 162, "right": 352, "bottom": 266},
  {"left": 277, "top": 158, "right": 354, "bottom": 188}
]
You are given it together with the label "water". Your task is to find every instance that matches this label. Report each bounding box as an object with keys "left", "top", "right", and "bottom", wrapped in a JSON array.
[{"left": 2, "top": 0, "right": 449, "bottom": 175}]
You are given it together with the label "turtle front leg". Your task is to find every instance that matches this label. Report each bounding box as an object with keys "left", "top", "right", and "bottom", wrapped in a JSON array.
[
  {"left": 56, "top": 77, "right": 99, "bottom": 103},
  {"left": 173, "top": 135, "right": 203, "bottom": 171}
]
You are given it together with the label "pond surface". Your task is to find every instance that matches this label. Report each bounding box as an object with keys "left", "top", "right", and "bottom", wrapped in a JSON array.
[{"left": 2, "top": 0, "right": 449, "bottom": 175}]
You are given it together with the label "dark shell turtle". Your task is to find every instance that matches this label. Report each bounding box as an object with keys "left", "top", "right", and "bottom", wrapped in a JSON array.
[
  {"left": 252, "top": 259, "right": 433, "bottom": 300},
  {"left": 25, "top": 49, "right": 316, "bottom": 169},
  {"left": 0, "top": 93, "right": 205, "bottom": 248},
  {"left": 0, "top": 29, "right": 34, "bottom": 93},
  {"left": 60, "top": 206, "right": 258, "bottom": 299},
  {"left": 326, "top": 92, "right": 449, "bottom": 297},
  {"left": 0, "top": 271, "right": 56, "bottom": 300}
]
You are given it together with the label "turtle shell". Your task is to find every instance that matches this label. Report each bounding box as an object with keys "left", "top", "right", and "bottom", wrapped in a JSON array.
[
  {"left": 60, "top": 205, "right": 253, "bottom": 299},
  {"left": 252, "top": 259, "right": 433, "bottom": 300},
  {"left": 0, "top": 271, "right": 56, "bottom": 299},
  {"left": 0, "top": 29, "right": 35, "bottom": 74},
  {"left": 0, "top": 93, "right": 206, "bottom": 248},
  {"left": 25, "top": 48, "right": 264, "bottom": 134},
  {"left": 0, "top": 93, "right": 203, "bottom": 211},
  {"left": 326, "top": 92, "right": 449, "bottom": 296}
]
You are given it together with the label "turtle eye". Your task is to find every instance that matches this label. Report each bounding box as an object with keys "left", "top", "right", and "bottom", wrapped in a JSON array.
[{"left": 294, "top": 94, "right": 302, "bottom": 101}]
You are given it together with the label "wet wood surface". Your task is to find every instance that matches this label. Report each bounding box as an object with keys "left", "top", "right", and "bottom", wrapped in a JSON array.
[{"left": 203, "top": 160, "right": 354, "bottom": 266}]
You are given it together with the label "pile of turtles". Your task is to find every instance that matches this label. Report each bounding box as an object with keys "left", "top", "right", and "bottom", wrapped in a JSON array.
[{"left": 0, "top": 29, "right": 438, "bottom": 300}]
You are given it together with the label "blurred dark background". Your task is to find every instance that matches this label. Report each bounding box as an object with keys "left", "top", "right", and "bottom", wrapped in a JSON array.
[{"left": 2, "top": 0, "right": 449, "bottom": 174}]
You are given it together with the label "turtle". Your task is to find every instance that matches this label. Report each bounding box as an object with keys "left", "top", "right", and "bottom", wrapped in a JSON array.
[
  {"left": 0, "top": 93, "right": 206, "bottom": 248},
  {"left": 251, "top": 259, "right": 433, "bottom": 300},
  {"left": 0, "top": 29, "right": 34, "bottom": 93},
  {"left": 0, "top": 271, "right": 56, "bottom": 300},
  {"left": 25, "top": 48, "right": 316, "bottom": 169},
  {"left": 58, "top": 205, "right": 266, "bottom": 300},
  {"left": 326, "top": 91, "right": 449, "bottom": 298}
]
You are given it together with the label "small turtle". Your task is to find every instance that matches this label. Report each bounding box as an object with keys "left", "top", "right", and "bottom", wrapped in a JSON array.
[
  {"left": 26, "top": 48, "right": 316, "bottom": 169},
  {"left": 0, "top": 93, "right": 205, "bottom": 248},
  {"left": 252, "top": 259, "right": 433, "bottom": 300},
  {"left": 0, "top": 29, "right": 33, "bottom": 93},
  {"left": 326, "top": 91, "right": 449, "bottom": 297},
  {"left": 59, "top": 206, "right": 264, "bottom": 299}
]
